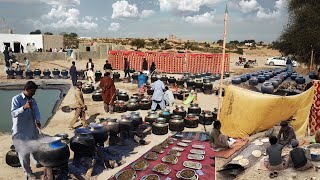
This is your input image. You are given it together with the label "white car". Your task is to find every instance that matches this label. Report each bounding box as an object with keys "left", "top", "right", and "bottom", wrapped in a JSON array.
[{"left": 266, "top": 57, "right": 298, "bottom": 67}]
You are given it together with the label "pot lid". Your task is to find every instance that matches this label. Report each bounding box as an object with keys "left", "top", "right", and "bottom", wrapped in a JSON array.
[{"left": 75, "top": 127, "right": 91, "bottom": 135}]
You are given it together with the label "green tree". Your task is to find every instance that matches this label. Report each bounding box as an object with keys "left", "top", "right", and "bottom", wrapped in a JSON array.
[
  {"left": 158, "top": 38, "right": 165, "bottom": 46},
  {"left": 30, "top": 29, "right": 41, "bottom": 34},
  {"left": 44, "top": 32, "right": 53, "bottom": 35},
  {"left": 130, "top": 39, "right": 145, "bottom": 49},
  {"left": 272, "top": 0, "right": 320, "bottom": 64}
]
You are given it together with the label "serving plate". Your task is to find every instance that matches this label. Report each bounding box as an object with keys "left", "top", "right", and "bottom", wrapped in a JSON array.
[
  {"left": 115, "top": 169, "right": 137, "bottom": 180},
  {"left": 131, "top": 160, "right": 149, "bottom": 171},
  {"left": 181, "top": 140, "right": 192, "bottom": 143},
  {"left": 162, "top": 155, "right": 178, "bottom": 164},
  {"left": 176, "top": 168, "right": 198, "bottom": 180},
  {"left": 183, "top": 161, "right": 202, "bottom": 170},
  {"left": 167, "top": 150, "right": 182, "bottom": 156},
  {"left": 190, "top": 149, "right": 205, "bottom": 155},
  {"left": 144, "top": 152, "right": 158, "bottom": 160},
  {"left": 140, "top": 174, "right": 160, "bottom": 180},
  {"left": 172, "top": 146, "right": 185, "bottom": 152},
  {"left": 152, "top": 163, "right": 171, "bottom": 175},
  {"left": 187, "top": 154, "right": 205, "bottom": 161},
  {"left": 192, "top": 144, "right": 205, "bottom": 149},
  {"left": 177, "top": 142, "right": 189, "bottom": 147}
]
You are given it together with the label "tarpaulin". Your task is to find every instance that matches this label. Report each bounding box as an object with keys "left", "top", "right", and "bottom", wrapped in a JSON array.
[
  {"left": 309, "top": 80, "right": 320, "bottom": 135},
  {"left": 220, "top": 85, "right": 314, "bottom": 138}
]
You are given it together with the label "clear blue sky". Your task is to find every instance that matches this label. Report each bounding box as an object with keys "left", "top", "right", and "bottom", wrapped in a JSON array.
[{"left": 0, "top": 0, "right": 288, "bottom": 43}]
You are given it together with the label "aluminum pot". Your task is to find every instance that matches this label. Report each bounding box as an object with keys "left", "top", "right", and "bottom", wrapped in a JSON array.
[
  {"left": 261, "top": 82, "right": 274, "bottom": 94},
  {"left": 176, "top": 78, "right": 185, "bottom": 88},
  {"left": 82, "top": 84, "right": 94, "bottom": 94},
  {"left": 132, "top": 72, "right": 139, "bottom": 84},
  {"left": 188, "top": 103, "right": 201, "bottom": 115},
  {"left": 101, "top": 118, "right": 120, "bottom": 135},
  {"left": 140, "top": 98, "right": 151, "bottom": 110},
  {"left": 88, "top": 123, "right": 108, "bottom": 145},
  {"left": 118, "top": 114, "right": 133, "bottom": 131},
  {"left": 173, "top": 105, "right": 187, "bottom": 118},
  {"left": 147, "top": 88, "right": 154, "bottom": 95},
  {"left": 34, "top": 136, "right": 70, "bottom": 167},
  {"left": 52, "top": 68, "right": 60, "bottom": 76},
  {"left": 92, "top": 90, "right": 103, "bottom": 101},
  {"left": 145, "top": 111, "right": 159, "bottom": 124},
  {"left": 127, "top": 99, "right": 140, "bottom": 111},
  {"left": 70, "top": 128, "right": 95, "bottom": 157},
  {"left": 169, "top": 117, "right": 184, "bottom": 132},
  {"left": 130, "top": 112, "right": 143, "bottom": 128},
  {"left": 117, "top": 92, "right": 129, "bottom": 101},
  {"left": 152, "top": 118, "right": 169, "bottom": 135},
  {"left": 113, "top": 72, "right": 120, "bottom": 82},
  {"left": 77, "top": 70, "right": 85, "bottom": 80},
  {"left": 114, "top": 100, "right": 127, "bottom": 113},
  {"left": 199, "top": 110, "right": 215, "bottom": 125},
  {"left": 203, "top": 83, "right": 213, "bottom": 94},
  {"left": 159, "top": 109, "right": 171, "bottom": 123},
  {"left": 95, "top": 70, "right": 102, "bottom": 82},
  {"left": 160, "top": 75, "right": 168, "bottom": 84},
  {"left": 34, "top": 69, "right": 41, "bottom": 76},
  {"left": 184, "top": 114, "right": 199, "bottom": 128},
  {"left": 168, "top": 76, "right": 176, "bottom": 84},
  {"left": 151, "top": 75, "right": 158, "bottom": 83}
]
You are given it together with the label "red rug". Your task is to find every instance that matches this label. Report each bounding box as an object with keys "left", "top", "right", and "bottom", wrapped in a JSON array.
[
  {"left": 214, "top": 139, "right": 249, "bottom": 159},
  {"left": 109, "top": 134, "right": 215, "bottom": 180},
  {"left": 309, "top": 80, "right": 320, "bottom": 135}
]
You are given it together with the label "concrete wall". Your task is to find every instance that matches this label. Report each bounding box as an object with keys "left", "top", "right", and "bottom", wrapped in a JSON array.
[
  {"left": 0, "top": 34, "right": 43, "bottom": 53},
  {"left": 0, "top": 52, "right": 66, "bottom": 62},
  {"left": 43, "top": 35, "right": 64, "bottom": 51}
]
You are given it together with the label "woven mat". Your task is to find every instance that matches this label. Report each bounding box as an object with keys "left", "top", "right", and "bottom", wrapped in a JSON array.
[{"left": 214, "top": 139, "right": 249, "bottom": 159}]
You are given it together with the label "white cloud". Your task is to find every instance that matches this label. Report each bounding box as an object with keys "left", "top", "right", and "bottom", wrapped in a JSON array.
[
  {"left": 256, "top": 0, "right": 286, "bottom": 19},
  {"left": 102, "top": 16, "right": 108, "bottom": 21},
  {"left": 238, "top": 0, "right": 260, "bottom": 13},
  {"left": 159, "top": 0, "right": 222, "bottom": 13},
  {"left": 111, "top": 0, "right": 139, "bottom": 19},
  {"left": 32, "top": 1, "right": 98, "bottom": 31},
  {"left": 140, "top": 10, "right": 155, "bottom": 18},
  {"left": 111, "top": 1, "right": 155, "bottom": 19},
  {"left": 108, "top": 22, "right": 120, "bottom": 31},
  {"left": 184, "top": 11, "right": 215, "bottom": 25}
]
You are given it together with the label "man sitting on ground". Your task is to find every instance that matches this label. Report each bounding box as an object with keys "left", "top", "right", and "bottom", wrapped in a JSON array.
[
  {"left": 210, "top": 120, "right": 234, "bottom": 149},
  {"left": 163, "top": 86, "right": 175, "bottom": 107},
  {"left": 277, "top": 120, "right": 297, "bottom": 146},
  {"left": 265, "top": 136, "right": 287, "bottom": 178},
  {"left": 288, "top": 139, "right": 313, "bottom": 171}
]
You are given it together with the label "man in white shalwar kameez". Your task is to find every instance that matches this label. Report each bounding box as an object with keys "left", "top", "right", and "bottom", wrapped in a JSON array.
[
  {"left": 151, "top": 79, "right": 166, "bottom": 110},
  {"left": 163, "top": 86, "right": 175, "bottom": 106}
]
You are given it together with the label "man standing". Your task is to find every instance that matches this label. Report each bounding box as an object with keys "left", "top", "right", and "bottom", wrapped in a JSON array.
[
  {"left": 286, "top": 56, "right": 293, "bottom": 72},
  {"left": 142, "top": 58, "right": 148, "bottom": 72},
  {"left": 69, "top": 61, "right": 77, "bottom": 86},
  {"left": 69, "top": 81, "right": 88, "bottom": 129},
  {"left": 277, "top": 121, "right": 297, "bottom": 146},
  {"left": 3, "top": 46, "right": 10, "bottom": 71},
  {"left": 99, "top": 72, "right": 116, "bottom": 113},
  {"left": 103, "top": 60, "right": 113, "bottom": 74},
  {"left": 124, "top": 58, "right": 130, "bottom": 78},
  {"left": 11, "top": 81, "right": 42, "bottom": 178},
  {"left": 86, "top": 58, "right": 94, "bottom": 71},
  {"left": 24, "top": 57, "right": 30, "bottom": 71},
  {"left": 151, "top": 79, "right": 166, "bottom": 111},
  {"left": 21, "top": 45, "right": 24, "bottom": 53}
]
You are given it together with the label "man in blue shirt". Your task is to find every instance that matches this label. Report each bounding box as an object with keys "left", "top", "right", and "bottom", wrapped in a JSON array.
[
  {"left": 11, "top": 81, "right": 42, "bottom": 178},
  {"left": 138, "top": 72, "right": 147, "bottom": 88}
]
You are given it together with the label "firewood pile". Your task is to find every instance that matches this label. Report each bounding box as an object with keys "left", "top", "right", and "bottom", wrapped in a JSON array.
[{"left": 278, "top": 82, "right": 306, "bottom": 91}]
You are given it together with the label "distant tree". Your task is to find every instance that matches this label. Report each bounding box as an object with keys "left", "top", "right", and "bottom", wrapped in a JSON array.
[
  {"left": 162, "top": 43, "right": 172, "bottom": 50},
  {"left": 44, "top": 32, "right": 53, "bottom": 35},
  {"left": 130, "top": 39, "right": 145, "bottom": 49},
  {"left": 30, "top": 29, "right": 42, "bottom": 34},
  {"left": 272, "top": 0, "right": 320, "bottom": 65},
  {"left": 158, "top": 38, "right": 165, "bottom": 46},
  {"left": 216, "top": 39, "right": 223, "bottom": 45},
  {"left": 69, "top": 32, "right": 78, "bottom": 38},
  {"left": 229, "top": 40, "right": 240, "bottom": 44},
  {"left": 204, "top": 43, "right": 210, "bottom": 48}
]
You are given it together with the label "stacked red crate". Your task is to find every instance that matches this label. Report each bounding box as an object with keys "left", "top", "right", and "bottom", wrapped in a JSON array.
[
  {"left": 158, "top": 53, "right": 169, "bottom": 73},
  {"left": 205, "top": 54, "right": 214, "bottom": 73},
  {"left": 108, "top": 50, "right": 121, "bottom": 69},
  {"left": 173, "top": 53, "right": 185, "bottom": 73}
]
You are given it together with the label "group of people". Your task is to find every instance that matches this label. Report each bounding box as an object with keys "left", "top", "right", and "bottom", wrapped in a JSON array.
[
  {"left": 124, "top": 58, "right": 157, "bottom": 78},
  {"left": 210, "top": 119, "right": 314, "bottom": 178}
]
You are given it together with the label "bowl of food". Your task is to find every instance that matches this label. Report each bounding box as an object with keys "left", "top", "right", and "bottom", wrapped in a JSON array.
[
  {"left": 176, "top": 168, "right": 198, "bottom": 180},
  {"left": 140, "top": 174, "right": 160, "bottom": 180},
  {"left": 144, "top": 152, "right": 158, "bottom": 160},
  {"left": 152, "top": 163, "right": 171, "bottom": 175},
  {"left": 115, "top": 169, "right": 137, "bottom": 180},
  {"left": 167, "top": 150, "right": 181, "bottom": 156},
  {"left": 162, "top": 155, "right": 178, "bottom": 164},
  {"left": 152, "top": 146, "right": 164, "bottom": 153},
  {"left": 131, "top": 160, "right": 149, "bottom": 171}
]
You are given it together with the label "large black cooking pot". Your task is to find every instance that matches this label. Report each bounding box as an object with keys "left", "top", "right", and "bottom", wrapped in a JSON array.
[
  {"left": 114, "top": 100, "right": 127, "bottom": 113},
  {"left": 101, "top": 118, "right": 120, "bottom": 135},
  {"left": 169, "top": 115, "right": 184, "bottom": 132},
  {"left": 152, "top": 118, "right": 169, "bottom": 135},
  {"left": 34, "top": 69, "right": 41, "bottom": 76},
  {"left": 43, "top": 69, "right": 51, "bottom": 79},
  {"left": 70, "top": 128, "right": 95, "bottom": 157},
  {"left": 188, "top": 103, "right": 201, "bottom": 115},
  {"left": 131, "top": 94, "right": 142, "bottom": 102},
  {"left": 186, "top": 79, "right": 195, "bottom": 88},
  {"left": 61, "top": 69, "right": 68, "bottom": 78},
  {"left": 52, "top": 68, "right": 60, "bottom": 77},
  {"left": 176, "top": 78, "right": 185, "bottom": 88},
  {"left": 160, "top": 75, "right": 168, "bottom": 84},
  {"left": 82, "top": 84, "right": 94, "bottom": 94},
  {"left": 6, "top": 69, "right": 14, "bottom": 76},
  {"left": 203, "top": 83, "right": 213, "bottom": 94},
  {"left": 88, "top": 123, "right": 108, "bottom": 146},
  {"left": 159, "top": 109, "right": 171, "bottom": 123},
  {"left": 184, "top": 114, "right": 199, "bottom": 128},
  {"left": 168, "top": 76, "right": 176, "bottom": 86},
  {"left": 140, "top": 98, "right": 151, "bottom": 110},
  {"left": 194, "top": 79, "right": 203, "bottom": 89},
  {"left": 147, "top": 88, "right": 154, "bottom": 95},
  {"left": 6, "top": 147, "right": 21, "bottom": 167},
  {"left": 15, "top": 69, "right": 23, "bottom": 76},
  {"left": 173, "top": 105, "right": 187, "bottom": 118},
  {"left": 199, "top": 110, "right": 215, "bottom": 125},
  {"left": 127, "top": 99, "right": 140, "bottom": 111},
  {"left": 117, "top": 92, "right": 129, "bottom": 101},
  {"left": 25, "top": 70, "right": 33, "bottom": 79},
  {"left": 92, "top": 90, "right": 103, "bottom": 101},
  {"left": 113, "top": 72, "right": 120, "bottom": 82},
  {"left": 118, "top": 114, "right": 133, "bottom": 131},
  {"left": 95, "top": 70, "right": 102, "bottom": 82},
  {"left": 34, "top": 136, "right": 70, "bottom": 167},
  {"left": 130, "top": 112, "right": 143, "bottom": 128},
  {"left": 145, "top": 111, "right": 159, "bottom": 124},
  {"left": 132, "top": 72, "right": 139, "bottom": 84}
]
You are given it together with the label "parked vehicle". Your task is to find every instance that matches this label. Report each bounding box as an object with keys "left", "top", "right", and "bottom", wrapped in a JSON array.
[{"left": 266, "top": 57, "right": 298, "bottom": 67}]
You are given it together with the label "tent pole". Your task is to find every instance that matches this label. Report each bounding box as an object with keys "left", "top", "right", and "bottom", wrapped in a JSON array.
[{"left": 217, "top": 5, "right": 228, "bottom": 120}]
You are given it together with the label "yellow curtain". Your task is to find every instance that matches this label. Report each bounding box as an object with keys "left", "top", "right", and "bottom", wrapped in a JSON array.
[{"left": 220, "top": 85, "right": 314, "bottom": 138}]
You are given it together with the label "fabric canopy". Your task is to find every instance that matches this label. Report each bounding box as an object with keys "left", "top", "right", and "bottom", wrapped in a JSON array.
[{"left": 220, "top": 85, "right": 314, "bottom": 138}]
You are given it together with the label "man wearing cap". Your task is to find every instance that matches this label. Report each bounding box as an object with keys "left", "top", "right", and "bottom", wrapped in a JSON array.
[
  {"left": 287, "top": 139, "right": 313, "bottom": 171},
  {"left": 277, "top": 121, "right": 297, "bottom": 146}
]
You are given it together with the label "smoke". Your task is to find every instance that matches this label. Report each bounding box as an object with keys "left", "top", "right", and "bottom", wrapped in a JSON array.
[{"left": 13, "top": 136, "right": 61, "bottom": 156}]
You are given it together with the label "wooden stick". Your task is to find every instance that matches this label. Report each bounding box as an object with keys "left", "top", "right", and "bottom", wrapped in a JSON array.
[{"left": 217, "top": 5, "right": 228, "bottom": 120}]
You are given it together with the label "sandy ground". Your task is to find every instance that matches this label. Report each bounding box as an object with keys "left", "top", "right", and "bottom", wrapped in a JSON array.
[{"left": 0, "top": 48, "right": 316, "bottom": 180}]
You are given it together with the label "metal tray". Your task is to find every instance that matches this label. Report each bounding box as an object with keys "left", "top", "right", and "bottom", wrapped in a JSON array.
[
  {"left": 187, "top": 154, "right": 205, "bottom": 161},
  {"left": 131, "top": 160, "right": 149, "bottom": 171},
  {"left": 183, "top": 161, "right": 202, "bottom": 170},
  {"left": 152, "top": 163, "right": 171, "bottom": 175},
  {"left": 192, "top": 144, "right": 205, "bottom": 149},
  {"left": 162, "top": 155, "right": 178, "bottom": 165},
  {"left": 190, "top": 149, "right": 205, "bottom": 155},
  {"left": 172, "top": 146, "right": 185, "bottom": 152}
]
